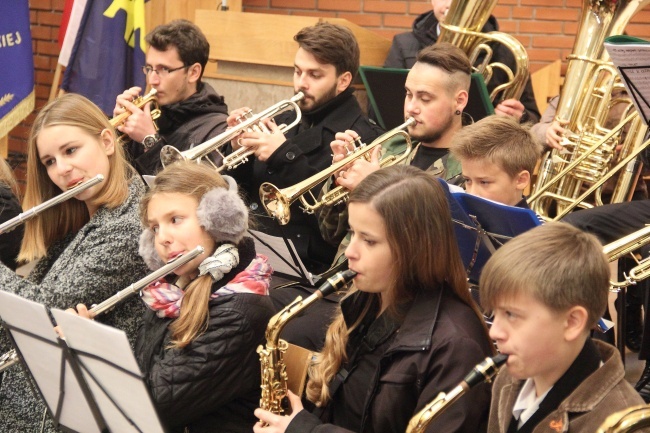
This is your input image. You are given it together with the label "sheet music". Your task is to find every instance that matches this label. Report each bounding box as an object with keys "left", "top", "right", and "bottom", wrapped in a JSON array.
[
  {"left": 605, "top": 36, "right": 650, "bottom": 124},
  {"left": 248, "top": 229, "right": 314, "bottom": 285},
  {"left": 52, "top": 309, "right": 165, "bottom": 433},
  {"left": 0, "top": 291, "right": 101, "bottom": 432}
]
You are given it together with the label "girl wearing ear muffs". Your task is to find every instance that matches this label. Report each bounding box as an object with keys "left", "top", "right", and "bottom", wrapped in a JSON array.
[{"left": 135, "top": 161, "right": 275, "bottom": 432}]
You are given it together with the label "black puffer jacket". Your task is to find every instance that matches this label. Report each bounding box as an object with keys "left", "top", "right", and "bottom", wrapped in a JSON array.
[
  {"left": 384, "top": 12, "right": 540, "bottom": 123},
  {"left": 126, "top": 82, "right": 229, "bottom": 176},
  {"left": 135, "top": 238, "right": 275, "bottom": 433},
  {"left": 228, "top": 88, "right": 383, "bottom": 274}
]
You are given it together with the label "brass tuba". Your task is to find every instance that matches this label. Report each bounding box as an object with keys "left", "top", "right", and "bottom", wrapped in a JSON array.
[
  {"left": 260, "top": 117, "right": 415, "bottom": 225},
  {"left": 529, "top": 0, "right": 650, "bottom": 220},
  {"left": 597, "top": 405, "right": 650, "bottom": 432},
  {"left": 437, "top": 0, "right": 529, "bottom": 101},
  {"left": 160, "top": 92, "right": 304, "bottom": 171}
]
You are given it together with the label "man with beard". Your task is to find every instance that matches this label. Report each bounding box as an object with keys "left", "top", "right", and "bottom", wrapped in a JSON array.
[
  {"left": 384, "top": 0, "right": 539, "bottom": 124},
  {"left": 225, "top": 22, "right": 383, "bottom": 274},
  {"left": 113, "top": 20, "right": 229, "bottom": 176},
  {"left": 319, "top": 43, "right": 472, "bottom": 264}
]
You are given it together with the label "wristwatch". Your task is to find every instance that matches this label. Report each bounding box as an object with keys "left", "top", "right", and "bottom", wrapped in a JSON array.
[{"left": 142, "top": 133, "right": 161, "bottom": 149}]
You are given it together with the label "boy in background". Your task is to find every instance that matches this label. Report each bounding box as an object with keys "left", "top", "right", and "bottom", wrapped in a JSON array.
[
  {"left": 450, "top": 115, "right": 541, "bottom": 208},
  {"left": 480, "top": 223, "right": 644, "bottom": 432}
]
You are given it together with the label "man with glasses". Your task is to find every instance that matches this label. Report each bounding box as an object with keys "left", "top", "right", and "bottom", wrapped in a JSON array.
[{"left": 113, "top": 19, "right": 229, "bottom": 176}]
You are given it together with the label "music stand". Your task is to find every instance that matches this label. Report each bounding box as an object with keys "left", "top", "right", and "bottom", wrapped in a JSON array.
[
  {"left": 436, "top": 179, "right": 541, "bottom": 282},
  {"left": 359, "top": 66, "right": 495, "bottom": 130},
  {"left": 0, "top": 291, "right": 164, "bottom": 433},
  {"left": 248, "top": 229, "right": 315, "bottom": 287}
]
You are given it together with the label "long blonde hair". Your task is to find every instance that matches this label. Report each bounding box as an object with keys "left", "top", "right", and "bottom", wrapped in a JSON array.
[
  {"left": 306, "top": 165, "right": 483, "bottom": 406},
  {"left": 19, "top": 94, "right": 131, "bottom": 262},
  {"left": 140, "top": 162, "right": 234, "bottom": 349}
]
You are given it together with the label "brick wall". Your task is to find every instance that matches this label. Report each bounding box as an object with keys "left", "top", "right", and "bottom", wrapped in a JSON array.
[
  {"left": 242, "top": 0, "right": 650, "bottom": 73},
  {"left": 10, "top": 0, "right": 650, "bottom": 183}
]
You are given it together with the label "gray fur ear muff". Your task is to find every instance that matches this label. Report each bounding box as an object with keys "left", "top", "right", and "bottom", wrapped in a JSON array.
[
  {"left": 137, "top": 181, "right": 248, "bottom": 271},
  {"left": 196, "top": 184, "right": 248, "bottom": 244},
  {"left": 139, "top": 229, "right": 165, "bottom": 271}
]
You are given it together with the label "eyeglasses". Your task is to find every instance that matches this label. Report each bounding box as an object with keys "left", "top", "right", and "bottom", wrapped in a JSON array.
[{"left": 142, "top": 65, "right": 188, "bottom": 77}]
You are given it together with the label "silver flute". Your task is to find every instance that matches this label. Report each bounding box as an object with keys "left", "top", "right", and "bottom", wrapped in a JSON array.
[
  {"left": 0, "top": 174, "right": 105, "bottom": 235},
  {"left": 0, "top": 245, "right": 205, "bottom": 373}
]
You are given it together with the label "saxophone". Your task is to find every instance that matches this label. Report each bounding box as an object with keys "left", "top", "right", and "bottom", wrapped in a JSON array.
[
  {"left": 406, "top": 353, "right": 508, "bottom": 433},
  {"left": 257, "top": 269, "right": 356, "bottom": 415},
  {"left": 597, "top": 405, "right": 650, "bottom": 432}
]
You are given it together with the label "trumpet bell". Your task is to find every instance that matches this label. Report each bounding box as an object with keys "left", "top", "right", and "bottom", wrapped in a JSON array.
[
  {"left": 260, "top": 183, "right": 291, "bottom": 225},
  {"left": 160, "top": 145, "right": 186, "bottom": 166}
]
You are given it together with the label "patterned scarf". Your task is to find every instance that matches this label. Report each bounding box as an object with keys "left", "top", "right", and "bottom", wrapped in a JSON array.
[{"left": 141, "top": 254, "right": 272, "bottom": 318}]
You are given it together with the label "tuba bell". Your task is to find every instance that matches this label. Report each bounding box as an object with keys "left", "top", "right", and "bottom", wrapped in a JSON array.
[
  {"left": 437, "top": 0, "right": 529, "bottom": 102},
  {"left": 259, "top": 117, "right": 415, "bottom": 225},
  {"left": 528, "top": 0, "right": 650, "bottom": 220}
]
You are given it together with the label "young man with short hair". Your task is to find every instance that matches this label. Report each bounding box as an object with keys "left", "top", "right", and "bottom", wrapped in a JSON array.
[
  {"left": 113, "top": 19, "right": 229, "bottom": 176},
  {"left": 226, "top": 22, "right": 383, "bottom": 274}
]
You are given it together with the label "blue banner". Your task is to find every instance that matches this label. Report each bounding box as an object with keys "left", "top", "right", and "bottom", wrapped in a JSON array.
[
  {"left": 0, "top": 1, "right": 34, "bottom": 138},
  {"left": 61, "top": 0, "right": 147, "bottom": 115}
]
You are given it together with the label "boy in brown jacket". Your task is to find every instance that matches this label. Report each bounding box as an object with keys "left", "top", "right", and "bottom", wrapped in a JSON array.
[{"left": 480, "top": 223, "right": 646, "bottom": 433}]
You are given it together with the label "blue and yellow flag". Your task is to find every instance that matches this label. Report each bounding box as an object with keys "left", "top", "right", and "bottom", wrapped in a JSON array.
[
  {"left": 0, "top": 2, "right": 34, "bottom": 139},
  {"left": 61, "top": 0, "right": 147, "bottom": 115}
]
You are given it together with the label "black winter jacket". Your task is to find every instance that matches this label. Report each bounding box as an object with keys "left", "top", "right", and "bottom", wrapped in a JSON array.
[
  {"left": 287, "top": 285, "right": 493, "bottom": 433},
  {"left": 228, "top": 88, "right": 383, "bottom": 273},
  {"left": 384, "top": 12, "right": 540, "bottom": 123},
  {"left": 125, "top": 82, "right": 229, "bottom": 176},
  {"left": 135, "top": 238, "right": 275, "bottom": 433},
  {"left": 0, "top": 185, "right": 23, "bottom": 270}
]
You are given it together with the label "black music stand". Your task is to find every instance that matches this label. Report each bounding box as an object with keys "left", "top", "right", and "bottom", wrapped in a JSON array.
[
  {"left": 0, "top": 291, "right": 164, "bottom": 433},
  {"left": 359, "top": 66, "right": 495, "bottom": 130}
]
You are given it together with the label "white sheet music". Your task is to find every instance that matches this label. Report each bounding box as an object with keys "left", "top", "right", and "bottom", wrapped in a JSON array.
[
  {"left": 248, "top": 229, "right": 314, "bottom": 285},
  {"left": 605, "top": 37, "right": 650, "bottom": 124},
  {"left": 52, "top": 309, "right": 165, "bottom": 433},
  {"left": 0, "top": 291, "right": 101, "bottom": 433}
]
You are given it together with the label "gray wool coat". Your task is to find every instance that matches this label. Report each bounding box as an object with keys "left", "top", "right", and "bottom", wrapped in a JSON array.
[{"left": 0, "top": 177, "right": 149, "bottom": 432}]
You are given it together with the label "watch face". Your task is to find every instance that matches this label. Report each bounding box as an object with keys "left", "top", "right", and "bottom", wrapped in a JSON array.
[{"left": 143, "top": 135, "right": 158, "bottom": 149}]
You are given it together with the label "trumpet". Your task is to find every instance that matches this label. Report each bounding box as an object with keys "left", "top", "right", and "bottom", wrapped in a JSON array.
[
  {"left": 260, "top": 117, "right": 415, "bottom": 225},
  {"left": 0, "top": 174, "right": 104, "bottom": 235},
  {"left": 0, "top": 246, "right": 205, "bottom": 374},
  {"left": 603, "top": 226, "right": 650, "bottom": 290},
  {"left": 406, "top": 353, "right": 508, "bottom": 433},
  {"left": 110, "top": 88, "right": 161, "bottom": 128},
  {"left": 160, "top": 92, "right": 305, "bottom": 171}
]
